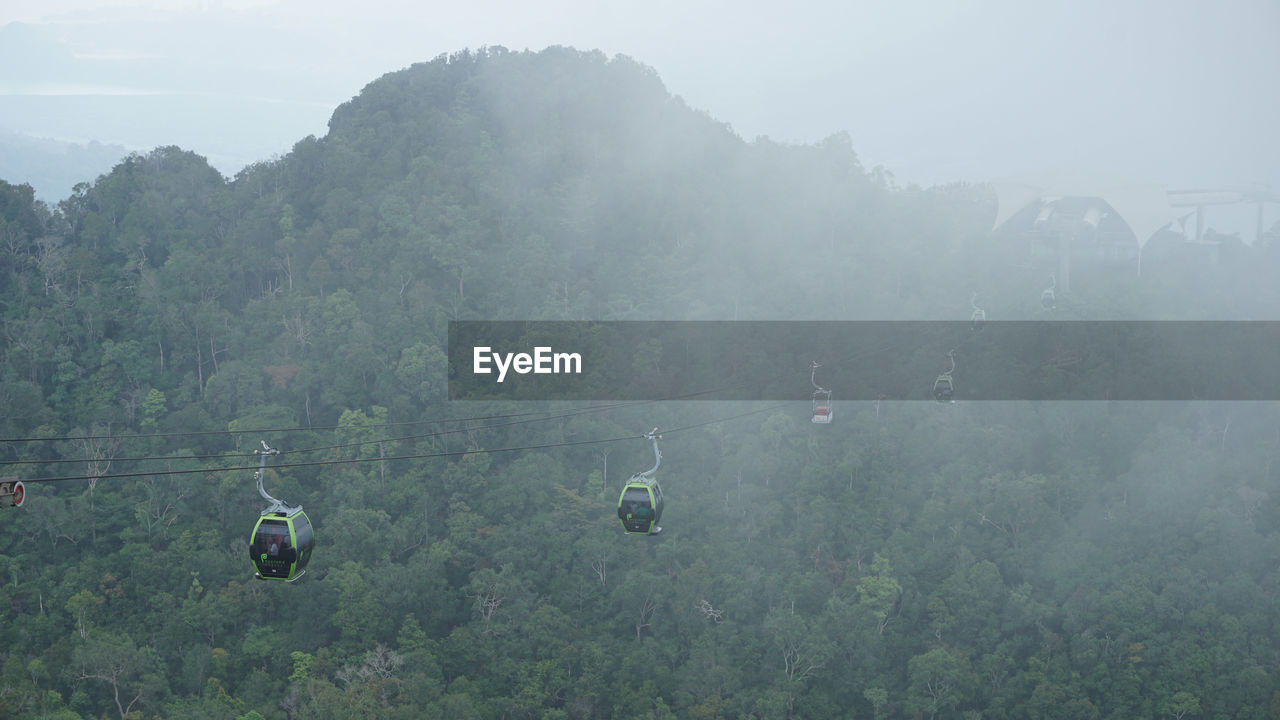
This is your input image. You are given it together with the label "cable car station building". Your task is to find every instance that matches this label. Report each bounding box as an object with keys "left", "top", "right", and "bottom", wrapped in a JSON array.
[{"left": 991, "top": 170, "right": 1277, "bottom": 291}]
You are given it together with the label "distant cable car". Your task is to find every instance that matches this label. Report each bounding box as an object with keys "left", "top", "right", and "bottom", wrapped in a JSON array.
[
  {"left": 970, "top": 293, "right": 986, "bottom": 330},
  {"left": 0, "top": 478, "right": 24, "bottom": 508},
  {"left": 248, "top": 442, "right": 314, "bottom": 582},
  {"left": 617, "top": 429, "right": 664, "bottom": 536},
  {"left": 933, "top": 350, "right": 956, "bottom": 403},
  {"left": 1041, "top": 273, "right": 1056, "bottom": 311},
  {"left": 810, "top": 361, "right": 834, "bottom": 424},
  {"left": 933, "top": 375, "right": 954, "bottom": 403}
]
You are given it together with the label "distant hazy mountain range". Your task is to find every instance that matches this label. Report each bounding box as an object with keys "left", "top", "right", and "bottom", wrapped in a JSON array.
[
  {"left": 0, "top": 20, "right": 337, "bottom": 200},
  {"left": 0, "top": 88, "right": 332, "bottom": 188},
  {"left": 0, "top": 126, "right": 128, "bottom": 203}
]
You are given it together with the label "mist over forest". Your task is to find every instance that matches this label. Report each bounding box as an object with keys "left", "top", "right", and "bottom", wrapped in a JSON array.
[{"left": 2, "top": 47, "right": 1280, "bottom": 719}]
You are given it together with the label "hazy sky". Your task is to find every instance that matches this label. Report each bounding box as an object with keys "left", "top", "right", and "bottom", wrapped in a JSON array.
[{"left": 1, "top": 0, "right": 1277, "bottom": 206}]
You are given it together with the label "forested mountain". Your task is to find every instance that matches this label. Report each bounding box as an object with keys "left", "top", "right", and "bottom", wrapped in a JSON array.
[{"left": 2, "top": 46, "right": 1279, "bottom": 719}]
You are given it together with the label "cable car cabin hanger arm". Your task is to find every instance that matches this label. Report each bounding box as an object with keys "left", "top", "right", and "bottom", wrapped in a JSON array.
[
  {"left": 254, "top": 442, "right": 289, "bottom": 515},
  {"left": 638, "top": 427, "right": 661, "bottom": 479}
]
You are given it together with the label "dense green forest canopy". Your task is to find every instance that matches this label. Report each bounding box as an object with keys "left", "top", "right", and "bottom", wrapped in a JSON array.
[{"left": 2, "top": 46, "right": 1280, "bottom": 719}]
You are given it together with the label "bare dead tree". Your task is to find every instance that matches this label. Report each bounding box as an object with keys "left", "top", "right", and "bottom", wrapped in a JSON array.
[
  {"left": 140, "top": 472, "right": 194, "bottom": 541},
  {"left": 636, "top": 589, "right": 657, "bottom": 640},
  {"left": 590, "top": 555, "right": 607, "bottom": 587},
  {"left": 780, "top": 635, "right": 824, "bottom": 685},
  {"left": 337, "top": 643, "right": 404, "bottom": 685},
  {"left": 471, "top": 584, "right": 505, "bottom": 635},
  {"left": 696, "top": 599, "right": 723, "bottom": 624},
  {"left": 75, "top": 638, "right": 144, "bottom": 720},
  {"left": 71, "top": 429, "right": 120, "bottom": 495}
]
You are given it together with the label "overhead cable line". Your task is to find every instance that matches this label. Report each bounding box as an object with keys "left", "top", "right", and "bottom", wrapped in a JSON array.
[
  {"left": 0, "top": 403, "right": 634, "bottom": 444},
  {"left": 280, "top": 385, "right": 749, "bottom": 456},
  {"left": 0, "top": 399, "right": 653, "bottom": 468},
  {"left": 20, "top": 401, "right": 789, "bottom": 485},
  {"left": 0, "top": 382, "right": 747, "bottom": 451}
]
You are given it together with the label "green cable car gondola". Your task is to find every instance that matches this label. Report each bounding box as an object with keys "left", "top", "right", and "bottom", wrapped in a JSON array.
[
  {"left": 617, "top": 429, "right": 664, "bottom": 536},
  {"left": 247, "top": 442, "right": 314, "bottom": 582},
  {"left": 250, "top": 508, "right": 313, "bottom": 582},
  {"left": 933, "top": 375, "right": 954, "bottom": 403}
]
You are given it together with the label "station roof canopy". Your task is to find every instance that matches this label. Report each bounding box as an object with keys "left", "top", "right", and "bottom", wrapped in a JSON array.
[{"left": 991, "top": 170, "right": 1176, "bottom": 249}]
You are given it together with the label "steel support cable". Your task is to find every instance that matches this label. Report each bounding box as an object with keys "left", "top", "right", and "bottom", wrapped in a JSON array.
[
  {"left": 0, "top": 382, "right": 754, "bottom": 467},
  {"left": 20, "top": 401, "right": 792, "bottom": 485}
]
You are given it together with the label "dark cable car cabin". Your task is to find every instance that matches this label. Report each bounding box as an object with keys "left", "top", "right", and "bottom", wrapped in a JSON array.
[
  {"left": 250, "top": 509, "right": 314, "bottom": 581},
  {"left": 247, "top": 442, "right": 313, "bottom": 582},
  {"left": 618, "top": 482, "right": 664, "bottom": 535},
  {"left": 617, "top": 429, "right": 664, "bottom": 536},
  {"left": 933, "top": 375, "right": 954, "bottom": 403}
]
